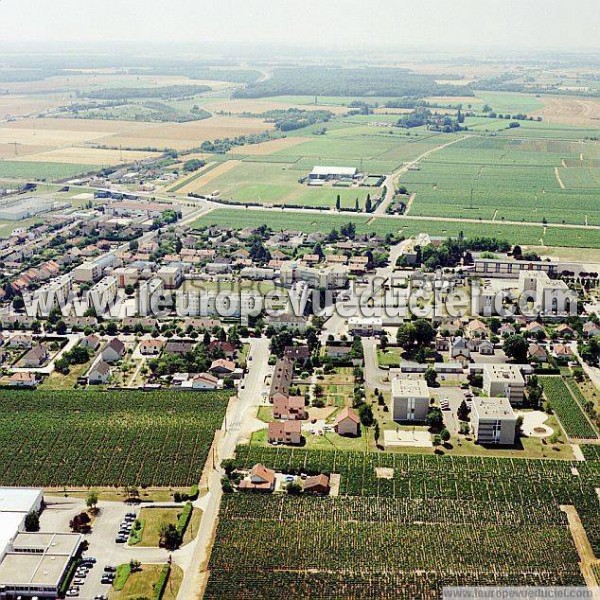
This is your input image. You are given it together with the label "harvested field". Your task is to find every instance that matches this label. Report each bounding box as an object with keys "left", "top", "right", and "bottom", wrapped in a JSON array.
[
  {"left": 104, "top": 116, "right": 273, "bottom": 151},
  {"left": 532, "top": 96, "right": 600, "bottom": 127},
  {"left": 0, "top": 143, "right": 49, "bottom": 159},
  {"left": 0, "top": 94, "right": 69, "bottom": 118},
  {"left": 13, "top": 146, "right": 159, "bottom": 164},
  {"left": 228, "top": 136, "right": 310, "bottom": 156},
  {"left": 203, "top": 97, "right": 349, "bottom": 115},
  {"left": 177, "top": 160, "right": 241, "bottom": 194}
]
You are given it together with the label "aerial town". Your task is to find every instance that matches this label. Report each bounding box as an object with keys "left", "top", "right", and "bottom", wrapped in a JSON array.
[{"left": 0, "top": 1, "right": 598, "bottom": 599}]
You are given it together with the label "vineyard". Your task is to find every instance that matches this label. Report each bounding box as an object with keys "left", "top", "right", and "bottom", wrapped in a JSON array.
[
  {"left": 581, "top": 445, "right": 600, "bottom": 461},
  {"left": 541, "top": 376, "right": 598, "bottom": 440},
  {"left": 0, "top": 389, "right": 228, "bottom": 487},
  {"left": 205, "top": 447, "right": 599, "bottom": 598}
]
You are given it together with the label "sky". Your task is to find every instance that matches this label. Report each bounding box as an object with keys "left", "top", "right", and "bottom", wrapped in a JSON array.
[{"left": 0, "top": 0, "right": 598, "bottom": 52}]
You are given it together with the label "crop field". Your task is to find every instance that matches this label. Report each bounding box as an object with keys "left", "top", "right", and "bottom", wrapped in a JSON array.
[
  {"left": 189, "top": 161, "right": 379, "bottom": 208},
  {"left": 0, "top": 389, "right": 228, "bottom": 487},
  {"left": 0, "top": 160, "right": 100, "bottom": 180},
  {"left": 206, "top": 447, "right": 599, "bottom": 598},
  {"left": 195, "top": 207, "right": 600, "bottom": 249},
  {"left": 531, "top": 96, "right": 600, "bottom": 127},
  {"left": 402, "top": 136, "right": 600, "bottom": 225},
  {"left": 541, "top": 376, "right": 599, "bottom": 440},
  {"left": 473, "top": 91, "right": 545, "bottom": 114},
  {"left": 103, "top": 116, "right": 274, "bottom": 152}
]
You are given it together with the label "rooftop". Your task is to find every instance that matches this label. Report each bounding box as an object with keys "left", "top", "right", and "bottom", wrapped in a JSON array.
[
  {"left": 391, "top": 377, "right": 430, "bottom": 398},
  {"left": 472, "top": 397, "right": 516, "bottom": 421}
]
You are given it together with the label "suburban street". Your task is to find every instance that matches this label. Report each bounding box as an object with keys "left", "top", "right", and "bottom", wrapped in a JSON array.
[{"left": 175, "top": 336, "right": 271, "bottom": 600}]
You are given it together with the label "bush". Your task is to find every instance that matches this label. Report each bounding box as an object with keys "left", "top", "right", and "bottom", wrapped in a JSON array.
[{"left": 153, "top": 564, "right": 171, "bottom": 600}]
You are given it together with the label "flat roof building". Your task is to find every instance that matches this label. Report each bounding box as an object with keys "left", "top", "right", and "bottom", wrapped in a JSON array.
[
  {"left": 482, "top": 364, "right": 525, "bottom": 405},
  {"left": 471, "top": 397, "right": 517, "bottom": 445},
  {"left": 309, "top": 166, "right": 358, "bottom": 180},
  {"left": 391, "top": 377, "right": 430, "bottom": 422}
]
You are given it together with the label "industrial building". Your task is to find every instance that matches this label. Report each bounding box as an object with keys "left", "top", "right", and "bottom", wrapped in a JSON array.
[
  {"left": 308, "top": 166, "right": 358, "bottom": 181},
  {"left": 0, "top": 197, "right": 61, "bottom": 221},
  {"left": 0, "top": 488, "right": 82, "bottom": 599}
]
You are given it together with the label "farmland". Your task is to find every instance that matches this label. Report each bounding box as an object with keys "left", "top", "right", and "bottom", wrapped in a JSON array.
[
  {"left": 205, "top": 447, "right": 599, "bottom": 598},
  {"left": 540, "top": 376, "right": 599, "bottom": 440},
  {"left": 0, "top": 389, "right": 228, "bottom": 487},
  {"left": 195, "top": 207, "right": 600, "bottom": 249},
  {"left": 400, "top": 135, "right": 600, "bottom": 226}
]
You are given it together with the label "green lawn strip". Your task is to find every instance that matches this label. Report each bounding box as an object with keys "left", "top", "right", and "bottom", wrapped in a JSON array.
[{"left": 113, "top": 563, "right": 131, "bottom": 591}]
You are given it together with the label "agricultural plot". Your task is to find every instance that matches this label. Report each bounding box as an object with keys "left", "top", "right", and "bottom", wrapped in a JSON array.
[
  {"left": 195, "top": 207, "right": 600, "bottom": 249},
  {"left": 0, "top": 160, "right": 100, "bottom": 180},
  {"left": 541, "top": 376, "right": 598, "bottom": 440},
  {"left": 0, "top": 389, "right": 228, "bottom": 487},
  {"left": 206, "top": 448, "right": 598, "bottom": 598},
  {"left": 402, "top": 136, "right": 600, "bottom": 225}
]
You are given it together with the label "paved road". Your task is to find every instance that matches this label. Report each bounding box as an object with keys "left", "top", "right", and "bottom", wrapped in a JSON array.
[
  {"left": 363, "top": 338, "right": 390, "bottom": 391},
  {"left": 176, "top": 337, "right": 271, "bottom": 600},
  {"left": 375, "top": 135, "right": 470, "bottom": 215}
]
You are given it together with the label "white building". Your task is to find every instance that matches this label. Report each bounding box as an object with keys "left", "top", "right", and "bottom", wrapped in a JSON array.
[
  {"left": 309, "top": 166, "right": 358, "bottom": 180},
  {"left": 86, "top": 275, "right": 118, "bottom": 309},
  {"left": 157, "top": 265, "right": 183, "bottom": 289},
  {"left": 32, "top": 274, "right": 73, "bottom": 312},
  {"left": 280, "top": 263, "right": 348, "bottom": 290},
  {"left": 482, "top": 363, "right": 525, "bottom": 405},
  {"left": 391, "top": 377, "right": 430, "bottom": 422},
  {"left": 471, "top": 397, "right": 517, "bottom": 445}
]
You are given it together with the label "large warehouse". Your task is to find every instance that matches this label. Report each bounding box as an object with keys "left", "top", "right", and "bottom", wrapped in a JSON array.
[
  {"left": 0, "top": 488, "right": 82, "bottom": 599},
  {"left": 308, "top": 166, "right": 358, "bottom": 181}
]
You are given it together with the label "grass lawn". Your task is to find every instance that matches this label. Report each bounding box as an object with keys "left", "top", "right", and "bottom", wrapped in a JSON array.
[
  {"left": 377, "top": 348, "right": 403, "bottom": 367},
  {"left": 38, "top": 359, "right": 91, "bottom": 390},
  {"left": 257, "top": 406, "right": 273, "bottom": 422},
  {"left": 132, "top": 507, "right": 180, "bottom": 547},
  {"left": 131, "top": 506, "right": 201, "bottom": 547},
  {"left": 250, "top": 426, "right": 372, "bottom": 452},
  {"left": 110, "top": 564, "right": 183, "bottom": 600}
]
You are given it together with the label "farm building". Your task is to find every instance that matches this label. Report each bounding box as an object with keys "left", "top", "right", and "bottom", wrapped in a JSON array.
[
  {"left": 308, "top": 166, "right": 358, "bottom": 181},
  {"left": 303, "top": 474, "right": 330, "bottom": 495}
]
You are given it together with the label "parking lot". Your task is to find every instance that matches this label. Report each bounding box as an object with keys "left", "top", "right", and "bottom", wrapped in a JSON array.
[{"left": 41, "top": 496, "right": 169, "bottom": 599}]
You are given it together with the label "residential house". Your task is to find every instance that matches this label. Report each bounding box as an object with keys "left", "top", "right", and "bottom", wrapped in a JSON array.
[
  {"left": 273, "top": 395, "right": 307, "bottom": 420},
  {"left": 499, "top": 323, "right": 516, "bottom": 337},
  {"left": 555, "top": 324, "right": 576, "bottom": 338},
  {"left": 80, "top": 334, "right": 101, "bottom": 351},
  {"left": 583, "top": 321, "right": 600, "bottom": 338},
  {"left": 238, "top": 464, "right": 276, "bottom": 492},
  {"left": 268, "top": 420, "right": 302, "bottom": 445},
  {"left": 528, "top": 343, "right": 548, "bottom": 363},
  {"left": 164, "top": 340, "right": 196, "bottom": 355},
  {"left": 21, "top": 344, "right": 48, "bottom": 368},
  {"left": 269, "top": 358, "right": 294, "bottom": 402},
  {"left": 101, "top": 337, "right": 126, "bottom": 363},
  {"left": 552, "top": 343, "right": 574, "bottom": 362},
  {"left": 210, "top": 358, "right": 236, "bottom": 376},
  {"left": 138, "top": 339, "right": 163, "bottom": 356},
  {"left": 334, "top": 407, "right": 360, "bottom": 437},
  {"left": 88, "top": 361, "right": 111, "bottom": 384},
  {"left": 9, "top": 372, "right": 36, "bottom": 387}
]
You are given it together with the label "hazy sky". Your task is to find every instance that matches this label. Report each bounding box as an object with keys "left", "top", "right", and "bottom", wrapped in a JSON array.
[{"left": 1, "top": 0, "right": 598, "bottom": 51}]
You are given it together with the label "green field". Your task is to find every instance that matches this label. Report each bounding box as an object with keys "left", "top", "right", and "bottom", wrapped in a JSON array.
[
  {"left": 195, "top": 207, "right": 600, "bottom": 249},
  {"left": 0, "top": 390, "right": 228, "bottom": 487},
  {"left": 0, "top": 161, "right": 99, "bottom": 180},
  {"left": 401, "top": 136, "right": 600, "bottom": 226},
  {"left": 205, "top": 447, "right": 598, "bottom": 598}
]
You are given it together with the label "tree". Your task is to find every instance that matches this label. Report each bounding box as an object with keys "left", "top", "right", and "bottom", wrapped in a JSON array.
[
  {"left": 159, "top": 523, "right": 181, "bottom": 550},
  {"left": 86, "top": 490, "right": 99, "bottom": 513},
  {"left": 129, "top": 559, "right": 141, "bottom": 573},
  {"left": 335, "top": 195, "right": 341, "bottom": 211},
  {"left": 12, "top": 295, "right": 24, "bottom": 311},
  {"left": 365, "top": 194, "right": 372, "bottom": 213},
  {"left": 358, "top": 403, "right": 374, "bottom": 427},
  {"left": 424, "top": 368, "right": 437, "bottom": 387},
  {"left": 440, "top": 428, "right": 451, "bottom": 443},
  {"left": 24, "top": 510, "right": 40, "bottom": 532},
  {"left": 286, "top": 482, "right": 302, "bottom": 495},
  {"left": 69, "top": 512, "right": 91, "bottom": 533},
  {"left": 503, "top": 334, "right": 528, "bottom": 363},
  {"left": 457, "top": 399, "right": 470, "bottom": 422},
  {"left": 426, "top": 407, "right": 444, "bottom": 431},
  {"left": 55, "top": 320, "right": 67, "bottom": 335}
]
